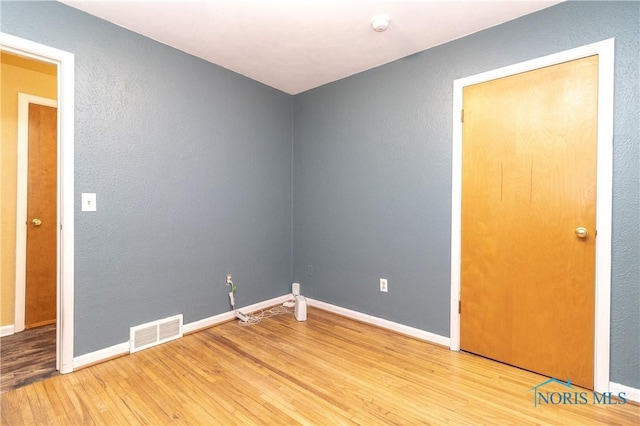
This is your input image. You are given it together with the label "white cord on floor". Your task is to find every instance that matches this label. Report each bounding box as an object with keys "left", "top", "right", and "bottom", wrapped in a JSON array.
[{"left": 238, "top": 303, "right": 294, "bottom": 326}]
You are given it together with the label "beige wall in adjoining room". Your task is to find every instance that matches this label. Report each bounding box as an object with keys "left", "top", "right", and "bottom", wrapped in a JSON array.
[{"left": 1, "top": 52, "right": 57, "bottom": 327}]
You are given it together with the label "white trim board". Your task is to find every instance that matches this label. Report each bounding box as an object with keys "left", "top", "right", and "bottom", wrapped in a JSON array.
[
  {"left": 69, "top": 294, "right": 640, "bottom": 402},
  {"left": 307, "top": 298, "right": 450, "bottom": 347},
  {"left": 308, "top": 301, "right": 639, "bottom": 399},
  {"left": 609, "top": 382, "right": 640, "bottom": 404},
  {"left": 449, "top": 38, "right": 615, "bottom": 394},
  {"left": 1, "top": 32, "right": 76, "bottom": 374},
  {"left": 14, "top": 94, "right": 58, "bottom": 334},
  {"left": 0, "top": 325, "right": 15, "bottom": 337},
  {"left": 73, "top": 294, "right": 293, "bottom": 369},
  {"left": 183, "top": 294, "right": 293, "bottom": 334},
  {"left": 72, "top": 342, "right": 130, "bottom": 370}
]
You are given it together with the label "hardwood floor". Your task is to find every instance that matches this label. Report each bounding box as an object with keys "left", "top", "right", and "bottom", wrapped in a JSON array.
[
  {"left": 0, "top": 323, "right": 58, "bottom": 393},
  {"left": 1, "top": 308, "right": 638, "bottom": 425}
]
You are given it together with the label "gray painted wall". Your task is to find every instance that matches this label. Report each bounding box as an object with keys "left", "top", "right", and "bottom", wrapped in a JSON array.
[
  {"left": 2, "top": 1, "right": 637, "bottom": 389},
  {"left": 1, "top": 1, "right": 293, "bottom": 355},
  {"left": 293, "top": 1, "right": 639, "bottom": 388}
]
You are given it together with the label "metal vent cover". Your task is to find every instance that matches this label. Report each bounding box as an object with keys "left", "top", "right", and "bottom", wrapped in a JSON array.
[{"left": 130, "top": 314, "right": 183, "bottom": 353}]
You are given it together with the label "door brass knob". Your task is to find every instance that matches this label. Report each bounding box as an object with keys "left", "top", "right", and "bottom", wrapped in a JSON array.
[
  {"left": 575, "top": 227, "right": 588, "bottom": 239},
  {"left": 31, "top": 218, "right": 42, "bottom": 227}
]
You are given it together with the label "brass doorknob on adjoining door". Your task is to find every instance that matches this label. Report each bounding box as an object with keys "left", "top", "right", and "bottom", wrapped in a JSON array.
[
  {"left": 575, "top": 227, "right": 588, "bottom": 239},
  {"left": 31, "top": 218, "right": 42, "bottom": 227}
]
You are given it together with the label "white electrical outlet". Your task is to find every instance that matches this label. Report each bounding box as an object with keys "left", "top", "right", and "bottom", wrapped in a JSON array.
[{"left": 380, "top": 278, "right": 388, "bottom": 292}]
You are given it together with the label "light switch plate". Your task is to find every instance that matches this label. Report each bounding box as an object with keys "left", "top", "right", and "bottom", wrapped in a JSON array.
[{"left": 81, "top": 193, "right": 97, "bottom": 211}]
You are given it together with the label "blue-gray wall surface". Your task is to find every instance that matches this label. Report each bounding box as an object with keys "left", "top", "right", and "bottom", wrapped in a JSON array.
[
  {"left": 2, "top": 1, "right": 638, "bottom": 388},
  {"left": 1, "top": 1, "right": 293, "bottom": 355},
  {"left": 293, "top": 1, "right": 639, "bottom": 388}
]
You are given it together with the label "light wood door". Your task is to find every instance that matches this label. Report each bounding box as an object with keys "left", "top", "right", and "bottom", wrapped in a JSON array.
[
  {"left": 460, "top": 56, "right": 598, "bottom": 389},
  {"left": 25, "top": 103, "right": 58, "bottom": 328}
]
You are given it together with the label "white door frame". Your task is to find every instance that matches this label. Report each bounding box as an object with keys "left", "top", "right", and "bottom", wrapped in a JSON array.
[
  {"left": 15, "top": 93, "right": 58, "bottom": 332},
  {"left": 449, "top": 39, "right": 615, "bottom": 394},
  {"left": 1, "top": 32, "right": 75, "bottom": 374}
]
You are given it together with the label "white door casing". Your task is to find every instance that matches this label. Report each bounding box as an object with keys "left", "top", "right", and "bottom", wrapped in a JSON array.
[
  {"left": 1, "top": 32, "right": 75, "bottom": 374},
  {"left": 449, "top": 39, "right": 614, "bottom": 394},
  {"left": 15, "top": 94, "right": 58, "bottom": 332}
]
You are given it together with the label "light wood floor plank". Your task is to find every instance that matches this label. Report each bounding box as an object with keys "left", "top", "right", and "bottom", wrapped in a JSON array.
[{"left": 1, "top": 307, "right": 638, "bottom": 425}]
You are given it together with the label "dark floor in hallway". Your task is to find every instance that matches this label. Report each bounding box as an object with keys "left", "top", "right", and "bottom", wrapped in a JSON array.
[{"left": 0, "top": 324, "right": 58, "bottom": 393}]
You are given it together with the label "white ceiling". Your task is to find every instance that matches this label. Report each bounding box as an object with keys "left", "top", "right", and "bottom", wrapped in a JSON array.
[{"left": 60, "top": 1, "right": 562, "bottom": 94}]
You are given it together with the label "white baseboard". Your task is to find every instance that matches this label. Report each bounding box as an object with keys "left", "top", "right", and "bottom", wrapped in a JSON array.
[
  {"left": 0, "top": 324, "right": 15, "bottom": 337},
  {"left": 73, "top": 294, "right": 293, "bottom": 370},
  {"left": 69, "top": 295, "right": 639, "bottom": 406},
  {"left": 306, "top": 300, "right": 639, "bottom": 403},
  {"left": 610, "top": 382, "right": 640, "bottom": 403},
  {"left": 183, "top": 294, "right": 293, "bottom": 334},
  {"left": 73, "top": 341, "right": 130, "bottom": 369},
  {"left": 306, "top": 298, "right": 450, "bottom": 347}
]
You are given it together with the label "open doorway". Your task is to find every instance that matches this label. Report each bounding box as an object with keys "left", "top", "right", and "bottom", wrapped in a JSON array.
[
  {"left": 0, "top": 32, "right": 75, "bottom": 383},
  {"left": 1, "top": 52, "right": 58, "bottom": 391}
]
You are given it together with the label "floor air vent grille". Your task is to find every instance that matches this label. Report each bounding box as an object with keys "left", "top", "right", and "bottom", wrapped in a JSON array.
[{"left": 130, "top": 314, "right": 183, "bottom": 353}]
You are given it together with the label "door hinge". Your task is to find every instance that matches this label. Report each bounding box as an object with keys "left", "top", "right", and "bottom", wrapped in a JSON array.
[
  {"left": 458, "top": 300, "right": 461, "bottom": 314},
  {"left": 461, "top": 109, "right": 464, "bottom": 123}
]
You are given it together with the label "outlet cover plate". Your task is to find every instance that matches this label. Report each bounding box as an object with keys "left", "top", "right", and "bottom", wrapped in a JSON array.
[{"left": 380, "top": 278, "right": 388, "bottom": 292}]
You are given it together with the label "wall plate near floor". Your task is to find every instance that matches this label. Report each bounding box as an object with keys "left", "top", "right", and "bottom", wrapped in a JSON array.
[{"left": 380, "top": 278, "right": 388, "bottom": 292}]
